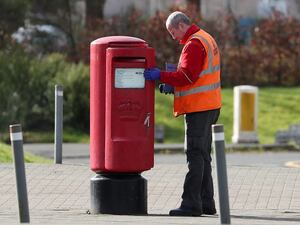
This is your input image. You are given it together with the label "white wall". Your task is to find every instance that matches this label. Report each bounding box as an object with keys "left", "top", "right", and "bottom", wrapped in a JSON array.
[
  {"left": 103, "top": 0, "right": 178, "bottom": 18},
  {"left": 201, "top": 0, "right": 300, "bottom": 19},
  {"left": 102, "top": 0, "right": 300, "bottom": 19}
]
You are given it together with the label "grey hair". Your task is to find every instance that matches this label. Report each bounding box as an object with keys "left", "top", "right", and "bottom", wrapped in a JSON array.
[{"left": 166, "top": 11, "right": 191, "bottom": 29}]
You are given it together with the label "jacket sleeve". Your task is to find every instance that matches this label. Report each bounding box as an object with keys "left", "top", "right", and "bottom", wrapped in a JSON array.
[{"left": 160, "top": 39, "right": 206, "bottom": 87}]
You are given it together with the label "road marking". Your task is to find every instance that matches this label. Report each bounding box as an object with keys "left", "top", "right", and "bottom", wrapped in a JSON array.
[{"left": 285, "top": 161, "right": 300, "bottom": 168}]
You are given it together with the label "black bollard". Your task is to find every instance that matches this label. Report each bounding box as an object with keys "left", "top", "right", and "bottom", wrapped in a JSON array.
[
  {"left": 54, "top": 85, "right": 63, "bottom": 164},
  {"left": 9, "top": 124, "right": 30, "bottom": 223},
  {"left": 212, "top": 124, "right": 231, "bottom": 225}
]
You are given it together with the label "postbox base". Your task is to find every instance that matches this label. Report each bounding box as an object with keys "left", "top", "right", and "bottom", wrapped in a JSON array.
[{"left": 90, "top": 173, "right": 147, "bottom": 215}]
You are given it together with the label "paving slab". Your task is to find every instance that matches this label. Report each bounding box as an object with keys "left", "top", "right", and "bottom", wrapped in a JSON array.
[{"left": 1, "top": 163, "right": 300, "bottom": 224}]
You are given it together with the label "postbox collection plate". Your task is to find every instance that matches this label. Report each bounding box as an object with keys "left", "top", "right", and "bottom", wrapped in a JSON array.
[{"left": 115, "top": 68, "right": 145, "bottom": 88}]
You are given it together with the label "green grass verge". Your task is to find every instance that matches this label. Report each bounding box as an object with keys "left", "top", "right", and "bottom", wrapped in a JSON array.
[
  {"left": 0, "top": 142, "right": 51, "bottom": 163},
  {"left": 155, "top": 91, "right": 185, "bottom": 143},
  {"left": 0, "top": 87, "right": 298, "bottom": 145},
  {"left": 155, "top": 87, "right": 300, "bottom": 144},
  {"left": 0, "top": 128, "right": 89, "bottom": 144},
  {"left": 22, "top": 128, "right": 90, "bottom": 143}
]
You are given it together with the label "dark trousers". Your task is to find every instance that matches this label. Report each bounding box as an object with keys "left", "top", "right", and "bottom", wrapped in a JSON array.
[{"left": 181, "top": 109, "right": 220, "bottom": 211}]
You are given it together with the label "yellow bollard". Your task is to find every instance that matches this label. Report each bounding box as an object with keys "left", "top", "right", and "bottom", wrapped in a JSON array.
[{"left": 232, "top": 85, "right": 259, "bottom": 144}]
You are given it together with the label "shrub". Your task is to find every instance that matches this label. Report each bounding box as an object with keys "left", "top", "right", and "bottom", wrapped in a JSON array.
[
  {"left": 54, "top": 59, "right": 89, "bottom": 132},
  {"left": 0, "top": 47, "right": 89, "bottom": 133},
  {"left": 78, "top": 7, "right": 300, "bottom": 87},
  {"left": 78, "top": 7, "right": 182, "bottom": 68},
  {"left": 1, "top": 6, "right": 299, "bottom": 137},
  {"left": 0, "top": 46, "right": 32, "bottom": 131},
  {"left": 220, "top": 15, "right": 300, "bottom": 87},
  {"left": 26, "top": 54, "right": 67, "bottom": 130}
]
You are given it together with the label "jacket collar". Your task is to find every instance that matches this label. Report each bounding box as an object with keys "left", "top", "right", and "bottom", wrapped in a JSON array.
[{"left": 180, "top": 24, "right": 200, "bottom": 45}]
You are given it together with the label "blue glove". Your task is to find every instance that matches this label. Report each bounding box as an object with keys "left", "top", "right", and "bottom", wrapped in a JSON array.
[
  {"left": 144, "top": 68, "right": 160, "bottom": 80},
  {"left": 159, "top": 83, "right": 174, "bottom": 95}
]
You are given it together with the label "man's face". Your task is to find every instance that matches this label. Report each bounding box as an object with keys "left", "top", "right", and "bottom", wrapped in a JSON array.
[{"left": 167, "top": 23, "right": 185, "bottom": 41}]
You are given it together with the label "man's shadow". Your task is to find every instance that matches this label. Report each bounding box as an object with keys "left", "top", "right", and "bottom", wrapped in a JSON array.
[
  {"left": 231, "top": 214, "right": 300, "bottom": 222},
  {"left": 147, "top": 213, "right": 218, "bottom": 218},
  {"left": 147, "top": 213, "right": 300, "bottom": 221}
]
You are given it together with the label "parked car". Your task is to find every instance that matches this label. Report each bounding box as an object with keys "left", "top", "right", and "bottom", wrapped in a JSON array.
[{"left": 12, "top": 24, "right": 68, "bottom": 55}]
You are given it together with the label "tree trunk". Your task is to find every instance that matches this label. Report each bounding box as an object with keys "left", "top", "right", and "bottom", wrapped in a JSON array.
[
  {"left": 186, "top": 0, "right": 201, "bottom": 12},
  {"left": 86, "top": 0, "right": 106, "bottom": 26}
]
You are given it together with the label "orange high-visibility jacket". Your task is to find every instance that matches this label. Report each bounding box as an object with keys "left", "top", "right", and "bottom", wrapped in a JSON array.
[{"left": 174, "top": 29, "right": 221, "bottom": 117}]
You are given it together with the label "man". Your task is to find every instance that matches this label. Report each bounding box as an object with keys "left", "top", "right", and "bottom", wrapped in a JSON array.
[{"left": 144, "top": 11, "right": 221, "bottom": 217}]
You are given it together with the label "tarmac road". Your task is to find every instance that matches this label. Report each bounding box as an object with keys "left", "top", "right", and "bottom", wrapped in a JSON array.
[{"left": 23, "top": 143, "right": 300, "bottom": 167}]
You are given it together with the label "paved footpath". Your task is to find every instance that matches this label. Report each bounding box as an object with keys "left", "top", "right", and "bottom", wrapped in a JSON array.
[{"left": 1, "top": 161, "right": 300, "bottom": 225}]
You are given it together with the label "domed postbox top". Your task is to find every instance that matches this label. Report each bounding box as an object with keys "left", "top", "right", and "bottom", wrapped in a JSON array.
[{"left": 91, "top": 36, "right": 147, "bottom": 47}]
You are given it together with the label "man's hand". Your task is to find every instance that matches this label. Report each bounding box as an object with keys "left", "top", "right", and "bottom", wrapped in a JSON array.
[
  {"left": 144, "top": 68, "right": 160, "bottom": 80},
  {"left": 159, "top": 83, "right": 174, "bottom": 95}
]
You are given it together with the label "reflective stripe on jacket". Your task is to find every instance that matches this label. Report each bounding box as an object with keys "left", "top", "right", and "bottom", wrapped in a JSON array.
[{"left": 174, "top": 29, "right": 221, "bottom": 117}]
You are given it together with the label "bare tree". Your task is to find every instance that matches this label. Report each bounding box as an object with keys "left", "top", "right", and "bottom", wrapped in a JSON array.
[
  {"left": 29, "top": 0, "right": 83, "bottom": 61},
  {"left": 0, "top": 0, "right": 30, "bottom": 48},
  {"left": 186, "top": 0, "right": 201, "bottom": 12},
  {"left": 295, "top": 0, "right": 300, "bottom": 12},
  {"left": 86, "top": 0, "right": 106, "bottom": 25}
]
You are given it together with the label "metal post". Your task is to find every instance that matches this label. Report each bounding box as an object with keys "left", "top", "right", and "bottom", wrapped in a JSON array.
[
  {"left": 212, "top": 124, "right": 231, "bottom": 225},
  {"left": 54, "top": 85, "right": 63, "bottom": 164},
  {"left": 9, "top": 124, "right": 30, "bottom": 223}
]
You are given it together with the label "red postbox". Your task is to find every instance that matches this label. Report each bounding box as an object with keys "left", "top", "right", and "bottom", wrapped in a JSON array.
[
  {"left": 90, "top": 36, "right": 155, "bottom": 215},
  {"left": 90, "top": 36, "right": 155, "bottom": 173}
]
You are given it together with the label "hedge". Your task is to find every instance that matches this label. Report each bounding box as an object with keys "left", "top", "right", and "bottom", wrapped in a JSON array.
[{"left": 0, "top": 47, "right": 89, "bottom": 132}]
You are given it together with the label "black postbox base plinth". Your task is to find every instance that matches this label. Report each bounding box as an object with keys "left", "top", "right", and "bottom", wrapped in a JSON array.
[{"left": 90, "top": 173, "right": 147, "bottom": 215}]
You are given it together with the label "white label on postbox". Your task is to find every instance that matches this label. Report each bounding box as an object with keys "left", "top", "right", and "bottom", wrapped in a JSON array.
[{"left": 115, "top": 68, "right": 145, "bottom": 88}]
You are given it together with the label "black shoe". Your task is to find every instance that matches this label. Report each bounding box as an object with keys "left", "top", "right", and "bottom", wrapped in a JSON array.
[
  {"left": 203, "top": 207, "right": 216, "bottom": 215},
  {"left": 202, "top": 200, "right": 217, "bottom": 215},
  {"left": 169, "top": 207, "right": 202, "bottom": 217}
]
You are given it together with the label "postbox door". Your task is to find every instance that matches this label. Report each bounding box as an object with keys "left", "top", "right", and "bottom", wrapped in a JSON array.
[{"left": 105, "top": 57, "right": 155, "bottom": 173}]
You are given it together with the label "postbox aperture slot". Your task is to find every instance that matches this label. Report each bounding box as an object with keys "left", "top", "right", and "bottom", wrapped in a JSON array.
[{"left": 114, "top": 57, "right": 146, "bottom": 63}]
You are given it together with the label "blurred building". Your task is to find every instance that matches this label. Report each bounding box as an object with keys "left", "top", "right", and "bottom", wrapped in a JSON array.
[
  {"left": 103, "top": 0, "right": 176, "bottom": 17},
  {"left": 102, "top": 0, "right": 300, "bottom": 19},
  {"left": 202, "top": 0, "right": 300, "bottom": 19}
]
